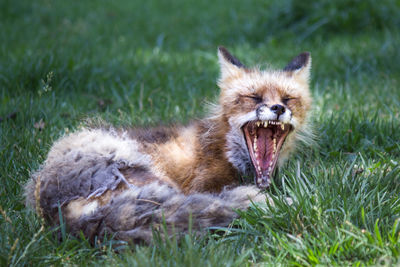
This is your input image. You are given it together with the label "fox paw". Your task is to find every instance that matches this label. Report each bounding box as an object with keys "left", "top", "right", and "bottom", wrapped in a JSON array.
[{"left": 87, "top": 160, "right": 135, "bottom": 199}]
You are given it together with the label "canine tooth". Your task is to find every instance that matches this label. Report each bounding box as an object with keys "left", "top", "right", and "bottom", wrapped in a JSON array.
[
  {"left": 257, "top": 166, "right": 261, "bottom": 172},
  {"left": 281, "top": 124, "right": 285, "bottom": 130},
  {"left": 263, "top": 121, "right": 268, "bottom": 127},
  {"left": 256, "top": 121, "right": 261, "bottom": 127}
]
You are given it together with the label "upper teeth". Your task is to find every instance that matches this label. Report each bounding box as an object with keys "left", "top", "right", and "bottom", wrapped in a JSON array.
[{"left": 255, "top": 120, "right": 284, "bottom": 127}]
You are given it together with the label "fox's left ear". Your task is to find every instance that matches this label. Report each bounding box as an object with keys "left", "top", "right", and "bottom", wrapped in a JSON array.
[
  {"left": 283, "top": 52, "right": 311, "bottom": 83},
  {"left": 218, "top": 46, "right": 246, "bottom": 79}
]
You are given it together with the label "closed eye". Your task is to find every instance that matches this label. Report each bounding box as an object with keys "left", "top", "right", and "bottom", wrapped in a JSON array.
[
  {"left": 282, "top": 97, "right": 298, "bottom": 105},
  {"left": 241, "top": 94, "right": 263, "bottom": 103}
]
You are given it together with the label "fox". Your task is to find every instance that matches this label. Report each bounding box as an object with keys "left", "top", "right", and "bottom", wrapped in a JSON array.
[{"left": 24, "top": 47, "right": 312, "bottom": 244}]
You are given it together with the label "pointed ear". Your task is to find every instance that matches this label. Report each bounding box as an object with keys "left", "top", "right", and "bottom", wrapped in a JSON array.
[
  {"left": 218, "top": 46, "right": 245, "bottom": 79},
  {"left": 283, "top": 52, "right": 311, "bottom": 83}
]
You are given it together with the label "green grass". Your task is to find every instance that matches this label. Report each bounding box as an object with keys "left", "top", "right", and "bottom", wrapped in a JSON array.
[{"left": 1, "top": 0, "right": 400, "bottom": 266}]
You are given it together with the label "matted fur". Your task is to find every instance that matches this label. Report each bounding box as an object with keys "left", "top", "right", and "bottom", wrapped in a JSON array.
[
  {"left": 66, "top": 183, "right": 266, "bottom": 244},
  {"left": 25, "top": 47, "right": 313, "bottom": 245},
  {"left": 25, "top": 127, "right": 267, "bottom": 244}
]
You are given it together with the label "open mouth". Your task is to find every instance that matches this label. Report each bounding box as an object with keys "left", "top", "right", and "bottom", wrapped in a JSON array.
[{"left": 242, "top": 120, "right": 292, "bottom": 189}]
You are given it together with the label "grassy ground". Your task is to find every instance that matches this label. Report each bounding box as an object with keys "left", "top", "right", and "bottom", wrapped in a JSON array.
[{"left": 1, "top": 0, "right": 400, "bottom": 266}]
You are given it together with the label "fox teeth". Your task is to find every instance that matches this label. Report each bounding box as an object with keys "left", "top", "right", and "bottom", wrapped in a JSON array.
[
  {"left": 269, "top": 155, "right": 274, "bottom": 167},
  {"left": 254, "top": 135, "right": 258, "bottom": 156},
  {"left": 254, "top": 120, "right": 285, "bottom": 127},
  {"left": 267, "top": 121, "right": 281, "bottom": 126},
  {"left": 273, "top": 138, "right": 277, "bottom": 153}
]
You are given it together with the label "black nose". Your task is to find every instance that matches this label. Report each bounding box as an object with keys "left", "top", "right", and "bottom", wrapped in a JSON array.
[{"left": 270, "top": 104, "right": 285, "bottom": 116}]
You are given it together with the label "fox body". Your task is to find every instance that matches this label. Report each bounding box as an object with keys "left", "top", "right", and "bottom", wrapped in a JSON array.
[{"left": 25, "top": 47, "right": 312, "bottom": 244}]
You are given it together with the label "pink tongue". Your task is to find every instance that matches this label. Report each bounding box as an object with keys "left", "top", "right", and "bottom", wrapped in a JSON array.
[{"left": 256, "top": 128, "right": 273, "bottom": 171}]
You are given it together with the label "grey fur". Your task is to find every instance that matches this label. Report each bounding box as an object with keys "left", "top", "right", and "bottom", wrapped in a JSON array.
[
  {"left": 67, "top": 182, "right": 265, "bottom": 244},
  {"left": 225, "top": 127, "right": 253, "bottom": 175},
  {"left": 25, "top": 127, "right": 267, "bottom": 244}
]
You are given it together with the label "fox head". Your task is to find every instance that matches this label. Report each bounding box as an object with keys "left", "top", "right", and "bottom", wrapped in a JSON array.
[{"left": 217, "top": 47, "right": 312, "bottom": 188}]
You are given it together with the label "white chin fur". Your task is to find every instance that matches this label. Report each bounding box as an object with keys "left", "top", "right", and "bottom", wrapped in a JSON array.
[{"left": 228, "top": 111, "right": 258, "bottom": 129}]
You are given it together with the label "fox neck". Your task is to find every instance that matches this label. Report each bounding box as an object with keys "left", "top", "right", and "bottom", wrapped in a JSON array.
[
  {"left": 225, "top": 124, "right": 254, "bottom": 176},
  {"left": 199, "top": 114, "right": 254, "bottom": 178}
]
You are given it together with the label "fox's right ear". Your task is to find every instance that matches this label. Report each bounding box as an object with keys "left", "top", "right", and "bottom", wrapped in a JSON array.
[{"left": 218, "top": 46, "right": 245, "bottom": 79}]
